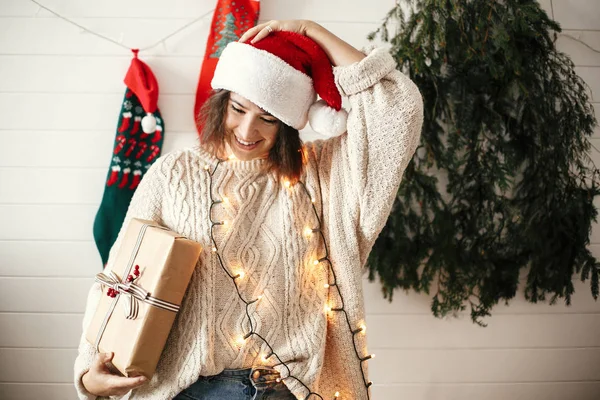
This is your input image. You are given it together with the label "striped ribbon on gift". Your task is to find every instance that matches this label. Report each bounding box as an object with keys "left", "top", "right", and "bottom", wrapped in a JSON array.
[{"left": 95, "top": 270, "right": 180, "bottom": 318}]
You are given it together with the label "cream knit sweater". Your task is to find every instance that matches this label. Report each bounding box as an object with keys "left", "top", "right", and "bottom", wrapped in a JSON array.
[{"left": 74, "top": 48, "right": 423, "bottom": 400}]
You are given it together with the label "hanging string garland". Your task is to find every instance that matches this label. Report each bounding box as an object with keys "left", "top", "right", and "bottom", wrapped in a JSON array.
[
  {"left": 28, "top": 0, "right": 215, "bottom": 53},
  {"left": 204, "top": 158, "right": 374, "bottom": 400},
  {"left": 27, "top": 0, "right": 600, "bottom": 57}
]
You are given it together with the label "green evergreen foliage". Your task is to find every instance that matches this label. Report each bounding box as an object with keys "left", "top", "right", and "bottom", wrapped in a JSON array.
[{"left": 368, "top": 0, "right": 599, "bottom": 325}]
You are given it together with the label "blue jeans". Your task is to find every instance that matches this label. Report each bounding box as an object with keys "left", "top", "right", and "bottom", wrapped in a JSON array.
[{"left": 173, "top": 367, "right": 297, "bottom": 400}]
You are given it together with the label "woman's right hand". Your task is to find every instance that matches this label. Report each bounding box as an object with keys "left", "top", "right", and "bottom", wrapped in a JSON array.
[
  {"left": 238, "top": 19, "right": 316, "bottom": 44},
  {"left": 81, "top": 352, "right": 148, "bottom": 397}
]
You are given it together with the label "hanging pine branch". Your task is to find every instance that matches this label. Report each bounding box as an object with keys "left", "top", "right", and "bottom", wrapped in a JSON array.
[{"left": 367, "top": 0, "right": 600, "bottom": 325}]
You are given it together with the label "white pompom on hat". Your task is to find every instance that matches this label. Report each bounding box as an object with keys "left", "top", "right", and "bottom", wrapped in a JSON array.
[{"left": 211, "top": 31, "right": 348, "bottom": 138}]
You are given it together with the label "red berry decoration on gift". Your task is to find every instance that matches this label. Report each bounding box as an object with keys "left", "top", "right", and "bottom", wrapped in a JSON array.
[
  {"left": 127, "top": 275, "right": 134, "bottom": 282},
  {"left": 134, "top": 265, "right": 140, "bottom": 277}
]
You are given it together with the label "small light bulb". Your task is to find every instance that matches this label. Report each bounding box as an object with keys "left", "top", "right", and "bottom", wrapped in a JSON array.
[
  {"left": 261, "top": 354, "right": 269, "bottom": 362},
  {"left": 284, "top": 180, "right": 290, "bottom": 188},
  {"left": 257, "top": 294, "right": 263, "bottom": 300},
  {"left": 304, "top": 227, "right": 313, "bottom": 236},
  {"left": 371, "top": 354, "right": 376, "bottom": 359},
  {"left": 276, "top": 377, "right": 281, "bottom": 383},
  {"left": 223, "top": 196, "right": 229, "bottom": 204},
  {"left": 222, "top": 220, "right": 228, "bottom": 226},
  {"left": 229, "top": 154, "right": 236, "bottom": 160},
  {"left": 334, "top": 392, "right": 340, "bottom": 398},
  {"left": 236, "top": 336, "right": 246, "bottom": 345},
  {"left": 353, "top": 324, "right": 368, "bottom": 335},
  {"left": 324, "top": 283, "right": 330, "bottom": 289},
  {"left": 313, "top": 259, "right": 319, "bottom": 266},
  {"left": 324, "top": 304, "right": 331, "bottom": 313},
  {"left": 311, "top": 198, "right": 316, "bottom": 203},
  {"left": 238, "top": 271, "right": 245, "bottom": 280},
  {"left": 204, "top": 165, "right": 209, "bottom": 170},
  {"left": 211, "top": 246, "right": 217, "bottom": 252}
]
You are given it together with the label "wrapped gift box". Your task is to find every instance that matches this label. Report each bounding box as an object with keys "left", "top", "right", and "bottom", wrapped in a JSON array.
[{"left": 85, "top": 218, "right": 202, "bottom": 378}]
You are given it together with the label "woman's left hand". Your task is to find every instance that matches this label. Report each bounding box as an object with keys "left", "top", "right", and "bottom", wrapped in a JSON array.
[{"left": 238, "top": 20, "right": 317, "bottom": 44}]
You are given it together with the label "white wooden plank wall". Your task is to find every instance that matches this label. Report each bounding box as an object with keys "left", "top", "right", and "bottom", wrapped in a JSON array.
[{"left": 0, "top": 0, "right": 599, "bottom": 399}]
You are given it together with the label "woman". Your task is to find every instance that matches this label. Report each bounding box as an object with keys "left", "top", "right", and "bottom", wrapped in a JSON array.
[{"left": 75, "top": 20, "right": 423, "bottom": 400}]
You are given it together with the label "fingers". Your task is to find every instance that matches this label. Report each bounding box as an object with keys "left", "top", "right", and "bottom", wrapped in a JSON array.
[
  {"left": 239, "top": 21, "right": 275, "bottom": 43},
  {"left": 238, "top": 22, "right": 269, "bottom": 43},
  {"left": 85, "top": 352, "right": 148, "bottom": 397},
  {"left": 250, "top": 25, "right": 274, "bottom": 44},
  {"left": 107, "top": 374, "right": 148, "bottom": 393},
  {"left": 93, "top": 352, "right": 113, "bottom": 369}
]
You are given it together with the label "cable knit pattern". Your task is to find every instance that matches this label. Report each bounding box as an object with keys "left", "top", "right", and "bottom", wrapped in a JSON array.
[{"left": 74, "top": 48, "right": 423, "bottom": 400}]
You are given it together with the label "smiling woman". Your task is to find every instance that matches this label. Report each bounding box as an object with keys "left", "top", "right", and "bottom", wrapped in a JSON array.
[{"left": 75, "top": 19, "right": 423, "bottom": 400}]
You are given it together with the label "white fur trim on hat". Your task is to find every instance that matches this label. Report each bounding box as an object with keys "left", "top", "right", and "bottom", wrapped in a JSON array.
[
  {"left": 211, "top": 42, "right": 316, "bottom": 130},
  {"left": 308, "top": 99, "right": 348, "bottom": 138}
]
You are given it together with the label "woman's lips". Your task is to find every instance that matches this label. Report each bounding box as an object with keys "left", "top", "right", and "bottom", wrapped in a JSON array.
[{"left": 234, "top": 135, "right": 262, "bottom": 151}]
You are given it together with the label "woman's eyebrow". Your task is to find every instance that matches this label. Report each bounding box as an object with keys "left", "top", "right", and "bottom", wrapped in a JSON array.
[
  {"left": 231, "top": 99, "right": 273, "bottom": 116},
  {"left": 230, "top": 99, "right": 246, "bottom": 108}
]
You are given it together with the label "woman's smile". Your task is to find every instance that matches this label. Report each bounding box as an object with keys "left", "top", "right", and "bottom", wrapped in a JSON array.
[{"left": 233, "top": 135, "right": 263, "bottom": 151}]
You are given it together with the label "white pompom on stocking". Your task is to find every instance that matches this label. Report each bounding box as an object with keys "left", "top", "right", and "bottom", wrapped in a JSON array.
[
  {"left": 141, "top": 113, "right": 157, "bottom": 134},
  {"left": 308, "top": 100, "right": 348, "bottom": 138}
]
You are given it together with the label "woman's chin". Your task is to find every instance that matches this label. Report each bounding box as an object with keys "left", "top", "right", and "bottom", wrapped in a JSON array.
[{"left": 232, "top": 151, "right": 253, "bottom": 161}]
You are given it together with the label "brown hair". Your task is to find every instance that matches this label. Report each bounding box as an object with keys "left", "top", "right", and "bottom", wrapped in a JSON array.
[{"left": 197, "top": 89, "right": 305, "bottom": 183}]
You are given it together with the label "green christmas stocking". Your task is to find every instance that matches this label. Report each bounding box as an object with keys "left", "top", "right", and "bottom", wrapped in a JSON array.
[{"left": 93, "top": 50, "right": 164, "bottom": 266}]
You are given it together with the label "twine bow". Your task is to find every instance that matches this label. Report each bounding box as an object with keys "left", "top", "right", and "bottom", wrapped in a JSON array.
[{"left": 95, "top": 270, "right": 179, "bottom": 320}]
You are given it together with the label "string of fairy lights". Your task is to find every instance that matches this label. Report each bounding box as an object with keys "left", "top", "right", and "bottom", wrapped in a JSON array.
[{"left": 204, "top": 158, "right": 374, "bottom": 400}]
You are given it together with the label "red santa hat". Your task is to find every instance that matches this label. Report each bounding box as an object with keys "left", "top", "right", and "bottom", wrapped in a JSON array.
[{"left": 211, "top": 31, "right": 348, "bottom": 138}]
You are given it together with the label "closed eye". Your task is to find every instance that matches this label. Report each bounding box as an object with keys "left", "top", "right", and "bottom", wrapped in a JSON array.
[
  {"left": 261, "top": 117, "right": 278, "bottom": 124},
  {"left": 232, "top": 104, "right": 278, "bottom": 124},
  {"left": 231, "top": 105, "right": 245, "bottom": 114}
]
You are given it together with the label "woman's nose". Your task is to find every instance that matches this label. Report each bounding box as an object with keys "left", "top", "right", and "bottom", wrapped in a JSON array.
[{"left": 238, "top": 116, "right": 257, "bottom": 138}]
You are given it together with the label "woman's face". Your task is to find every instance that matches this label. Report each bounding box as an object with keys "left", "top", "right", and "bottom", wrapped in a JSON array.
[{"left": 224, "top": 93, "right": 281, "bottom": 161}]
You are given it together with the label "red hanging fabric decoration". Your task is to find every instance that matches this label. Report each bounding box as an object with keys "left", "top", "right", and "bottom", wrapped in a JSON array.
[{"left": 193, "top": 0, "right": 260, "bottom": 135}]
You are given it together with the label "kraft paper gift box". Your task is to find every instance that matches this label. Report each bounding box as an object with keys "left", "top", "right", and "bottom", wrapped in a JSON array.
[{"left": 85, "top": 218, "right": 202, "bottom": 379}]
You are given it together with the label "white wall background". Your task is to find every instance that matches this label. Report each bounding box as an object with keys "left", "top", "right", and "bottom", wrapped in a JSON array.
[{"left": 0, "top": 0, "right": 599, "bottom": 399}]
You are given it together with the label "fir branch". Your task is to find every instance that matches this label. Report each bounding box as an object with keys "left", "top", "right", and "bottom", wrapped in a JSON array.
[{"left": 367, "top": 0, "right": 599, "bottom": 325}]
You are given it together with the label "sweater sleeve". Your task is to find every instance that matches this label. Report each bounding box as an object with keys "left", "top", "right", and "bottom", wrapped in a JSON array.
[
  {"left": 315, "top": 47, "right": 424, "bottom": 266},
  {"left": 306, "top": 48, "right": 422, "bottom": 400},
  {"left": 73, "top": 154, "right": 171, "bottom": 400}
]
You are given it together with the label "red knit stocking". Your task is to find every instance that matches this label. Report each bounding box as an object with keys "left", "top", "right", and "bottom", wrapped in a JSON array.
[{"left": 118, "top": 112, "right": 132, "bottom": 133}]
